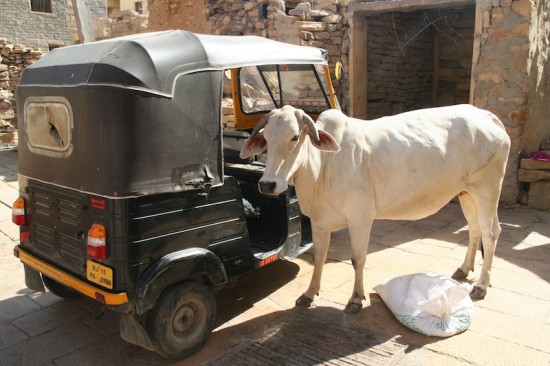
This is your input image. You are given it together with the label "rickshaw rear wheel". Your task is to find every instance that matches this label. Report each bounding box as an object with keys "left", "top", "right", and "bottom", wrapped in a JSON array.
[
  {"left": 146, "top": 280, "right": 216, "bottom": 359},
  {"left": 42, "top": 275, "right": 81, "bottom": 299}
]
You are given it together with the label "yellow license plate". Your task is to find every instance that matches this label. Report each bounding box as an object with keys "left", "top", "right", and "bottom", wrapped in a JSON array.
[{"left": 86, "top": 260, "right": 113, "bottom": 289}]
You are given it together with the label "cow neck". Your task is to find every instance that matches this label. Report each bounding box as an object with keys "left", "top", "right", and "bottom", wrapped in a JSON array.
[{"left": 291, "top": 138, "right": 322, "bottom": 216}]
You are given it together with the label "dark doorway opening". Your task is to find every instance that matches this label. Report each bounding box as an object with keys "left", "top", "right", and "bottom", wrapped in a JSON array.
[{"left": 365, "top": 5, "right": 475, "bottom": 119}]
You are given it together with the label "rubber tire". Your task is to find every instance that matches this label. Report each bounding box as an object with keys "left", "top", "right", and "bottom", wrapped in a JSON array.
[
  {"left": 146, "top": 281, "right": 216, "bottom": 359},
  {"left": 42, "top": 275, "right": 81, "bottom": 299}
]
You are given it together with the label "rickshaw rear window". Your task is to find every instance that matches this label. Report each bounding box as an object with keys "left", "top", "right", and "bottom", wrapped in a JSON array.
[
  {"left": 25, "top": 97, "right": 73, "bottom": 157},
  {"left": 239, "top": 64, "right": 330, "bottom": 115}
]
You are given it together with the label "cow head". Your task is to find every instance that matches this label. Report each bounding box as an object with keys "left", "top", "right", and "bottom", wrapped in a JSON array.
[{"left": 240, "top": 105, "right": 340, "bottom": 195}]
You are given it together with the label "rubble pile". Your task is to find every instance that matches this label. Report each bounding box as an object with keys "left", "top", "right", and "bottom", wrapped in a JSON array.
[{"left": 0, "top": 39, "right": 43, "bottom": 144}]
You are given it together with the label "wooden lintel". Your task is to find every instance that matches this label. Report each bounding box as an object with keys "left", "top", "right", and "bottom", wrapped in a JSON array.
[{"left": 349, "top": 0, "right": 475, "bottom": 14}]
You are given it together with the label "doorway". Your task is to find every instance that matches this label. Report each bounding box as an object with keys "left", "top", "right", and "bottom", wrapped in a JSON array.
[{"left": 349, "top": 1, "right": 476, "bottom": 119}]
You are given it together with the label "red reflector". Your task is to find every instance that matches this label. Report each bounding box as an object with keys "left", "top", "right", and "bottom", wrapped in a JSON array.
[
  {"left": 12, "top": 197, "right": 27, "bottom": 226},
  {"left": 91, "top": 198, "right": 106, "bottom": 210},
  {"left": 20, "top": 231, "right": 30, "bottom": 242},
  {"left": 258, "top": 254, "right": 278, "bottom": 267},
  {"left": 95, "top": 292, "right": 106, "bottom": 303}
]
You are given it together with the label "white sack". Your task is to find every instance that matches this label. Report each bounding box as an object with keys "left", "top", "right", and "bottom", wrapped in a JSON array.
[{"left": 374, "top": 272, "right": 475, "bottom": 337}]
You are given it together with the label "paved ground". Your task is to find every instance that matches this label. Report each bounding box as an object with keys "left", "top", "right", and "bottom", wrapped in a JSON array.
[{"left": 0, "top": 146, "right": 549, "bottom": 365}]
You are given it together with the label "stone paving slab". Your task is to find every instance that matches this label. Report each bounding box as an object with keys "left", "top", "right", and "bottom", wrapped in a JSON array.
[
  {"left": 210, "top": 311, "right": 407, "bottom": 365},
  {"left": 0, "top": 148, "right": 549, "bottom": 365}
]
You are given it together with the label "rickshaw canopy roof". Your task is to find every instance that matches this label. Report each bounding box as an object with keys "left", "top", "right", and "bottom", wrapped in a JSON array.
[{"left": 20, "top": 30, "right": 328, "bottom": 96}]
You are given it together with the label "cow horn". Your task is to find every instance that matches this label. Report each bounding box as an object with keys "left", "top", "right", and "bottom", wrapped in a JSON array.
[
  {"left": 295, "top": 109, "right": 320, "bottom": 145},
  {"left": 250, "top": 110, "right": 274, "bottom": 139}
]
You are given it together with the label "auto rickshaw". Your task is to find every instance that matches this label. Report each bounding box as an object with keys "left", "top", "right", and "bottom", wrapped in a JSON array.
[{"left": 12, "top": 30, "right": 339, "bottom": 359}]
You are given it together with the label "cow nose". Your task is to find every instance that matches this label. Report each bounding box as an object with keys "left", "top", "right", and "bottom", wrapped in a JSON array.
[{"left": 259, "top": 180, "right": 277, "bottom": 194}]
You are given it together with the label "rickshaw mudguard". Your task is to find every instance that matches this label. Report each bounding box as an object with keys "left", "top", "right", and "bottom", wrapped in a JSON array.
[{"left": 134, "top": 247, "right": 227, "bottom": 315}]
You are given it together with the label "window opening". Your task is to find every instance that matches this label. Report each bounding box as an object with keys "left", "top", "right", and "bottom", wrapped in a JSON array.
[
  {"left": 25, "top": 97, "right": 73, "bottom": 157},
  {"left": 239, "top": 64, "right": 331, "bottom": 115},
  {"left": 31, "top": 0, "right": 52, "bottom": 13}
]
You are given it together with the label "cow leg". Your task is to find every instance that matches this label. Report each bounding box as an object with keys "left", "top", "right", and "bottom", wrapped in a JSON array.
[
  {"left": 471, "top": 202, "right": 501, "bottom": 299},
  {"left": 344, "top": 220, "right": 373, "bottom": 314},
  {"left": 460, "top": 188, "right": 501, "bottom": 299},
  {"left": 296, "top": 226, "right": 331, "bottom": 307},
  {"left": 453, "top": 192, "right": 482, "bottom": 281}
]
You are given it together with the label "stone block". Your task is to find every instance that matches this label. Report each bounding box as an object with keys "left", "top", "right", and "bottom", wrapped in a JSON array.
[
  {"left": 0, "top": 109, "right": 14, "bottom": 120},
  {"left": 326, "top": 23, "right": 340, "bottom": 32},
  {"left": 0, "top": 132, "right": 14, "bottom": 143},
  {"left": 300, "top": 31, "right": 314, "bottom": 41},
  {"left": 222, "top": 105, "right": 234, "bottom": 115},
  {"left": 289, "top": 3, "right": 311, "bottom": 20},
  {"left": 520, "top": 158, "right": 550, "bottom": 170},
  {"left": 527, "top": 181, "right": 550, "bottom": 210},
  {"left": 298, "top": 21, "right": 326, "bottom": 32},
  {"left": 518, "top": 168, "right": 550, "bottom": 182},
  {"left": 322, "top": 15, "right": 342, "bottom": 24}
]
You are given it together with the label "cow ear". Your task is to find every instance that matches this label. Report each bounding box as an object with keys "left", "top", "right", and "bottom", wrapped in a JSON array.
[
  {"left": 240, "top": 132, "right": 267, "bottom": 158},
  {"left": 308, "top": 129, "right": 340, "bottom": 152}
]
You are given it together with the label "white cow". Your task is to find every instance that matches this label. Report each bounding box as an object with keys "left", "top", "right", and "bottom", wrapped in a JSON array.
[{"left": 240, "top": 104, "right": 510, "bottom": 314}]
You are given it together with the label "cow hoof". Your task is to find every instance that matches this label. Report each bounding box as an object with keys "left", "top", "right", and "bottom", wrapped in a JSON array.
[
  {"left": 470, "top": 286, "right": 487, "bottom": 300},
  {"left": 344, "top": 301, "right": 362, "bottom": 314},
  {"left": 451, "top": 268, "right": 468, "bottom": 281},
  {"left": 295, "top": 294, "right": 314, "bottom": 307}
]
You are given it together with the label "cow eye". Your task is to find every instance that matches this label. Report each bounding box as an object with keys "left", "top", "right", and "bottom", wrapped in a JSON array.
[{"left": 291, "top": 134, "right": 299, "bottom": 142}]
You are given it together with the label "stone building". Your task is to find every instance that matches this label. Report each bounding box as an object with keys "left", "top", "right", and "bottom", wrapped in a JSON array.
[
  {"left": 0, "top": 1, "right": 143, "bottom": 146},
  {"left": 0, "top": 1, "right": 105, "bottom": 147},
  {"left": 108, "top": 0, "right": 149, "bottom": 14},
  {"left": 147, "top": 0, "right": 549, "bottom": 207},
  {"left": 0, "top": 1, "right": 72, "bottom": 51},
  {"left": 1, "top": 0, "right": 548, "bottom": 207},
  {"left": 0, "top": 0, "right": 107, "bottom": 51}
]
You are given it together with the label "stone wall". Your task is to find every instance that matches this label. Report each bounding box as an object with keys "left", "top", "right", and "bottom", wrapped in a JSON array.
[
  {"left": 520, "top": 0, "right": 550, "bottom": 208},
  {"left": 366, "top": 11, "right": 434, "bottom": 119},
  {"left": 206, "top": 0, "right": 269, "bottom": 36},
  {"left": 435, "top": 6, "right": 474, "bottom": 107},
  {"left": 93, "top": 10, "right": 149, "bottom": 39},
  {"left": 0, "top": 0, "right": 74, "bottom": 50},
  {"left": 2, "top": 0, "right": 547, "bottom": 207},
  {"left": 363, "top": 6, "right": 474, "bottom": 119},
  {"left": 525, "top": 0, "right": 550, "bottom": 152},
  {"left": 143, "top": 0, "right": 543, "bottom": 205},
  {"left": 87, "top": 0, "right": 109, "bottom": 18},
  {"left": 148, "top": 0, "right": 211, "bottom": 33},
  {"left": 471, "top": 0, "right": 531, "bottom": 203},
  {"left": 0, "top": 40, "right": 43, "bottom": 144}
]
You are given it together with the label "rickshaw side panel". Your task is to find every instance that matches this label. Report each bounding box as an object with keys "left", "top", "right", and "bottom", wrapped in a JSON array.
[{"left": 19, "top": 176, "right": 253, "bottom": 297}]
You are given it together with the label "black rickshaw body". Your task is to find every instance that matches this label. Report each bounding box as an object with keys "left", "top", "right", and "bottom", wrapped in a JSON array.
[{"left": 12, "top": 30, "right": 337, "bottom": 359}]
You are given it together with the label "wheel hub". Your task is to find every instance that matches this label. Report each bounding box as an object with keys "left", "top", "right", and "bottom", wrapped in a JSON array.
[{"left": 173, "top": 304, "right": 196, "bottom": 334}]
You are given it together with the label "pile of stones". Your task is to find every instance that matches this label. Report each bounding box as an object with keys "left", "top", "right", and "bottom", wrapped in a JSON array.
[{"left": 0, "top": 39, "right": 43, "bottom": 145}]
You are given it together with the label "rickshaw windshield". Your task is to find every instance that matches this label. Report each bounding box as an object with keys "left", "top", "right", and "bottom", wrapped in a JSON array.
[{"left": 239, "top": 64, "right": 330, "bottom": 115}]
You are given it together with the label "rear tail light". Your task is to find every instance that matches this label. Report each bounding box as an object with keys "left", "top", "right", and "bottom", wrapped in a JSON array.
[
  {"left": 87, "top": 224, "right": 107, "bottom": 260},
  {"left": 12, "top": 197, "right": 27, "bottom": 226}
]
